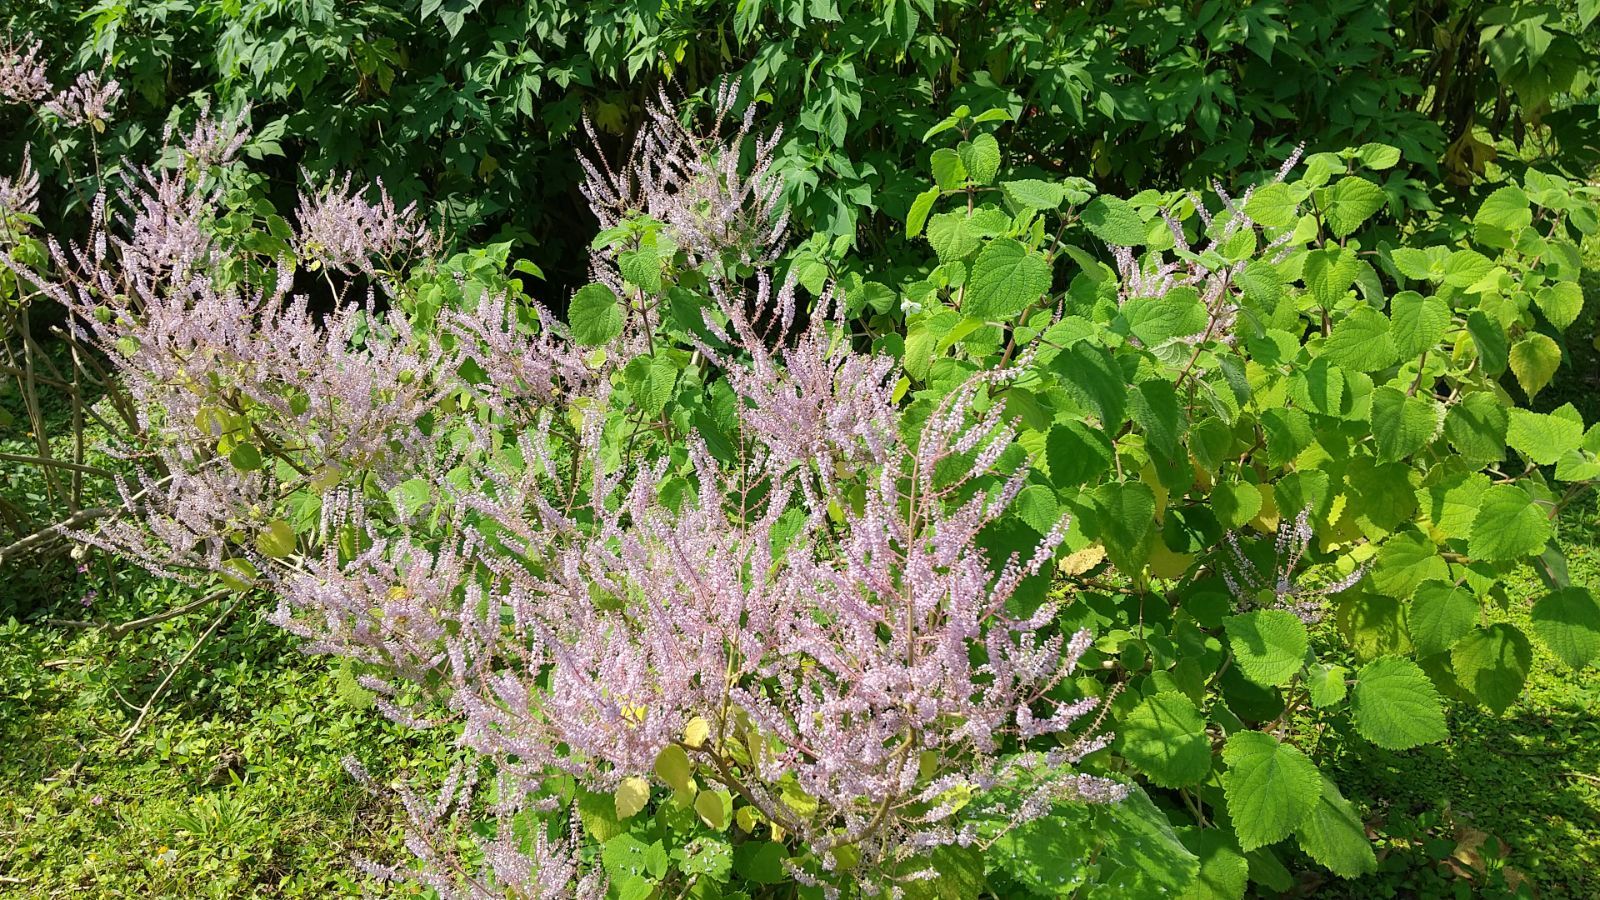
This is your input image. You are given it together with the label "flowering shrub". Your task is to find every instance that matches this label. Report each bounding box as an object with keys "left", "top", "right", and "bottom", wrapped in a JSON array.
[{"left": 4, "top": 38, "right": 1599, "bottom": 900}]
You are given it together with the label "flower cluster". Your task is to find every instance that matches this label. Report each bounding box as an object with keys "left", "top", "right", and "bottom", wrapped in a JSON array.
[
  {"left": 42, "top": 69, "right": 121, "bottom": 128},
  {"left": 0, "top": 36, "right": 50, "bottom": 105},
  {"left": 0, "top": 147, "right": 39, "bottom": 220},
  {"left": 1220, "top": 507, "right": 1367, "bottom": 623},
  {"left": 293, "top": 172, "right": 434, "bottom": 277}
]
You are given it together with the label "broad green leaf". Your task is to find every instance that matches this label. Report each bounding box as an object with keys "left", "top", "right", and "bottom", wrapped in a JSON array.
[
  {"left": 930, "top": 148, "right": 967, "bottom": 190},
  {"left": 1221, "top": 731, "right": 1321, "bottom": 851},
  {"left": 1352, "top": 656, "right": 1448, "bottom": 749},
  {"left": 966, "top": 238, "right": 1052, "bottom": 320},
  {"left": 1323, "top": 306, "right": 1396, "bottom": 372},
  {"left": 1119, "top": 692, "right": 1211, "bottom": 787},
  {"left": 1469, "top": 484, "right": 1551, "bottom": 563},
  {"left": 1288, "top": 357, "right": 1344, "bottom": 416},
  {"left": 1370, "top": 531, "right": 1446, "bottom": 598},
  {"left": 1294, "top": 776, "right": 1378, "bottom": 877},
  {"left": 927, "top": 212, "right": 979, "bottom": 263},
  {"left": 1124, "top": 287, "right": 1207, "bottom": 345},
  {"left": 1224, "top": 610, "right": 1309, "bottom": 687},
  {"left": 1535, "top": 281, "right": 1584, "bottom": 331},
  {"left": 1509, "top": 333, "right": 1562, "bottom": 398},
  {"left": 1355, "top": 143, "right": 1401, "bottom": 170},
  {"left": 1303, "top": 247, "right": 1360, "bottom": 307},
  {"left": 1053, "top": 343, "right": 1127, "bottom": 426},
  {"left": 1451, "top": 623, "right": 1532, "bottom": 713},
  {"left": 1002, "top": 179, "right": 1066, "bottom": 211},
  {"left": 1506, "top": 408, "right": 1584, "bottom": 465},
  {"left": 907, "top": 187, "right": 941, "bottom": 237},
  {"left": 1444, "top": 392, "right": 1508, "bottom": 463},
  {"left": 569, "top": 283, "right": 623, "bottom": 346},
  {"left": 1260, "top": 407, "right": 1314, "bottom": 466},
  {"left": 1091, "top": 481, "right": 1156, "bottom": 573},
  {"left": 618, "top": 248, "right": 662, "bottom": 292},
  {"left": 1177, "top": 828, "right": 1248, "bottom": 900},
  {"left": 1046, "top": 420, "right": 1114, "bottom": 487},
  {"left": 1244, "top": 182, "right": 1296, "bottom": 228},
  {"left": 1090, "top": 786, "right": 1201, "bottom": 898},
  {"left": 1408, "top": 581, "right": 1479, "bottom": 657},
  {"left": 1369, "top": 387, "right": 1441, "bottom": 463},
  {"left": 1305, "top": 663, "right": 1348, "bottom": 708},
  {"left": 577, "top": 789, "right": 626, "bottom": 841},
  {"left": 1213, "top": 482, "right": 1263, "bottom": 530},
  {"left": 1474, "top": 185, "right": 1531, "bottom": 247},
  {"left": 1131, "top": 379, "right": 1184, "bottom": 458},
  {"left": 732, "top": 841, "right": 788, "bottom": 884},
  {"left": 1390, "top": 247, "right": 1449, "bottom": 282},
  {"left": 1082, "top": 195, "right": 1145, "bottom": 246},
  {"left": 1321, "top": 176, "right": 1386, "bottom": 237},
  {"left": 957, "top": 133, "right": 1001, "bottom": 184},
  {"left": 1465, "top": 311, "right": 1508, "bottom": 374},
  {"left": 694, "top": 789, "right": 732, "bottom": 830},
  {"left": 1530, "top": 586, "right": 1600, "bottom": 669},
  {"left": 1388, "top": 291, "right": 1448, "bottom": 358},
  {"left": 1442, "top": 249, "right": 1494, "bottom": 288}
]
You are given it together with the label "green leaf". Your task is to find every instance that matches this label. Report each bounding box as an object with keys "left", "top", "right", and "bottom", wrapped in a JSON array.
[
  {"left": 1177, "top": 828, "right": 1248, "bottom": 900},
  {"left": 1390, "top": 247, "right": 1449, "bottom": 282},
  {"left": 965, "top": 238, "right": 1052, "bottom": 320},
  {"left": 1224, "top": 610, "right": 1309, "bottom": 687},
  {"left": 1002, "top": 179, "right": 1066, "bottom": 212},
  {"left": 1323, "top": 306, "right": 1397, "bottom": 372},
  {"left": 1119, "top": 692, "right": 1211, "bottom": 787},
  {"left": 1046, "top": 421, "right": 1115, "bottom": 487},
  {"left": 1408, "top": 581, "right": 1480, "bottom": 657},
  {"left": 1369, "top": 387, "right": 1441, "bottom": 463},
  {"left": 1091, "top": 786, "right": 1201, "bottom": 898},
  {"left": 1352, "top": 656, "right": 1448, "bottom": 749},
  {"left": 1082, "top": 195, "right": 1145, "bottom": 246},
  {"left": 907, "top": 187, "right": 941, "bottom": 238},
  {"left": 1469, "top": 484, "right": 1551, "bottom": 563},
  {"left": 1260, "top": 407, "right": 1313, "bottom": 466},
  {"left": 1305, "top": 663, "right": 1349, "bottom": 709},
  {"left": 624, "top": 354, "right": 678, "bottom": 415},
  {"left": 732, "top": 841, "right": 788, "bottom": 884},
  {"left": 926, "top": 212, "right": 980, "bottom": 263},
  {"left": 1388, "top": 291, "right": 1449, "bottom": 359},
  {"left": 1243, "top": 182, "right": 1296, "bottom": 228},
  {"left": 1213, "top": 482, "right": 1263, "bottom": 530},
  {"left": 1535, "top": 281, "right": 1584, "bottom": 331},
  {"left": 1321, "top": 176, "right": 1386, "bottom": 237},
  {"left": 1369, "top": 531, "right": 1446, "bottom": 599},
  {"left": 1124, "top": 287, "right": 1207, "bottom": 345},
  {"left": 1355, "top": 143, "right": 1402, "bottom": 170},
  {"left": 228, "top": 443, "right": 263, "bottom": 472},
  {"left": 654, "top": 744, "right": 693, "bottom": 793},
  {"left": 1220, "top": 731, "right": 1321, "bottom": 851},
  {"left": 1451, "top": 623, "right": 1533, "bottom": 713},
  {"left": 256, "top": 519, "right": 296, "bottom": 558},
  {"left": 1474, "top": 185, "right": 1532, "bottom": 247},
  {"left": 1090, "top": 480, "right": 1156, "bottom": 574},
  {"left": 618, "top": 248, "right": 662, "bottom": 293},
  {"left": 1509, "top": 333, "right": 1562, "bottom": 398},
  {"left": 1465, "top": 311, "right": 1508, "bottom": 374},
  {"left": 569, "top": 283, "right": 623, "bottom": 346},
  {"left": 1530, "top": 586, "right": 1600, "bottom": 669},
  {"left": 1444, "top": 392, "right": 1508, "bottom": 463},
  {"left": 1053, "top": 343, "right": 1127, "bottom": 427},
  {"left": 1303, "top": 247, "right": 1360, "bottom": 307},
  {"left": 1506, "top": 407, "right": 1584, "bottom": 465},
  {"left": 957, "top": 133, "right": 1001, "bottom": 184},
  {"left": 1294, "top": 776, "right": 1378, "bottom": 878},
  {"left": 930, "top": 148, "right": 967, "bottom": 190}
]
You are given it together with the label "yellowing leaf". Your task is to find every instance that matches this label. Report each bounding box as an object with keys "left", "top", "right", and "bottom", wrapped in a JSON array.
[
  {"left": 654, "top": 744, "right": 693, "bottom": 793},
  {"left": 683, "top": 716, "right": 711, "bottom": 749},
  {"left": 614, "top": 777, "right": 650, "bottom": 819}
]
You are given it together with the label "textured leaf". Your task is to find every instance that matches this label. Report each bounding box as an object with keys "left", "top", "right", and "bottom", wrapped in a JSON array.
[
  {"left": 1451, "top": 624, "right": 1533, "bottom": 713},
  {"left": 1053, "top": 343, "right": 1127, "bottom": 426},
  {"left": 1466, "top": 311, "right": 1508, "bottom": 374},
  {"left": 1002, "top": 178, "right": 1067, "bottom": 211},
  {"left": 1474, "top": 185, "right": 1531, "bottom": 246},
  {"left": 907, "top": 187, "right": 941, "bottom": 237},
  {"left": 957, "top": 133, "right": 1000, "bottom": 185},
  {"left": 1177, "top": 828, "right": 1248, "bottom": 900},
  {"left": 654, "top": 744, "right": 693, "bottom": 793},
  {"left": 1390, "top": 247, "right": 1449, "bottom": 282},
  {"left": 927, "top": 211, "right": 979, "bottom": 263},
  {"left": 1322, "top": 176, "right": 1386, "bottom": 237},
  {"left": 1444, "top": 392, "right": 1508, "bottom": 463},
  {"left": 1224, "top": 610, "right": 1309, "bottom": 687},
  {"left": 1082, "top": 195, "right": 1145, "bottom": 246},
  {"left": 1305, "top": 663, "right": 1348, "bottom": 708},
  {"left": 930, "top": 148, "right": 966, "bottom": 190},
  {"left": 1294, "top": 776, "right": 1378, "bottom": 877},
  {"left": 1369, "top": 531, "right": 1446, "bottom": 598},
  {"left": 1089, "top": 786, "right": 1201, "bottom": 898},
  {"left": 1509, "top": 333, "right": 1562, "bottom": 398},
  {"left": 1124, "top": 286, "right": 1206, "bottom": 345},
  {"left": 966, "top": 238, "right": 1052, "bottom": 320},
  {"left": 1120, "top": 692, "right": 1211, "bottom": 787},
  {"left": 1388, "top": 291, "right": 1449, "bottom": 358},
  {"left": 1535, "top": 281, "right": 1584, "bottom": 331},
  {"left": 1221, "top": 731, "right": 1320, "bottom": 851},
  {"left": 569, "top": 283, "right": 623, "bottom": 346},
  {"left": 1408, "top": 581, "right": 1479, "bottom": 657},
  {"left": 1303, "top": 247, "right": 1360, "bottom": 307},
  {"left": 1323, "top": 306, "right": 1396, "bottom": 372},
  {"left": 1091, "top": 480, "right": 1156, "bottom": 573},
  {"left": 1530, "top": 586, "right": 1600, "bottom": 670},
  {"left": 1469, "top": 484, "right": 1551, "bottom": 563},
  {"left": 1352, "top": 656, "right": 1448, "bottom": 749},
  {"left": 1244, "top": 182, "right": 1296, "bottom": 228},
  {"left": 1370, "top": 387, "right": 1441, "bottom": 463},
  {"left": 614, "top": 777, "right": 650, "bottom": 819},
  {"left": 1506, "top": 407, "right": 1584, "bottom": 465}
]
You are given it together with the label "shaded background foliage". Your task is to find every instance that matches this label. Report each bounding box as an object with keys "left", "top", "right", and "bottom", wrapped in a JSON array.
[{"left": 5, "top": 0, "right": 1597, "bottom": 293}]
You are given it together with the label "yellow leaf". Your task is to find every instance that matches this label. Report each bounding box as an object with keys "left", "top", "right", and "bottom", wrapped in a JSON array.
[
  {"left": 614, "top": 777, "right": 650, "bottom": 819},
  {"left": 683, "top": 716, "right": 711, "bottom": 749},
  {"left": 694, "top": 789, "right": 731, "bottom": 830},
  {"left": 1148, "top": 542, "right": 1195, "bottom": 580},
  {"left": 1059, "top": 545, "right": 1106, "bottom": 576},
  {"left": 654, "top": 744, "right": 693, "bottom": 794},
  {"left": 735, "top": 805, "right": 759, "bottom": 833}
]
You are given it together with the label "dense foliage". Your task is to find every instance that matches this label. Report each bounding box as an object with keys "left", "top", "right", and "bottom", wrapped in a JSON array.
[
  {"left": 4, "top": 0, "right": 1599, "bottom": 287},
  {"left": 3, "top": 3, "right": 1600, "bottom": 898}
]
